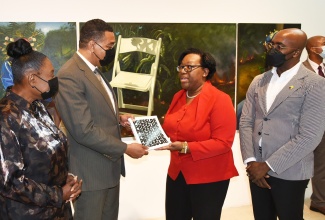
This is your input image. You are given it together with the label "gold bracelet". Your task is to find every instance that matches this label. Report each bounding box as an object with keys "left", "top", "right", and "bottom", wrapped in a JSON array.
[{"left": 180, "top": 141, "right": 188, "bottom": 154}]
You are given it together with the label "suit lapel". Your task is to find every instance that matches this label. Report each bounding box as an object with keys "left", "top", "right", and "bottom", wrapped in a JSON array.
[
  {"left": 267, "top": 65, "right": 308, "bottom": 114},
  {"left": 303, "top": 60, "right": 314, "bottom": 72},
  {"left": 74, "top": 54, "right": 117, "bottom": 116},
  {"left": 257, "top": 71, "right": 272, "bottom": 115},
  {"left": 96, "top": 70, "right": 120, "bottom": 117},
  {"left": 87, "top": 70, "right": 117, "bottom": 116}
]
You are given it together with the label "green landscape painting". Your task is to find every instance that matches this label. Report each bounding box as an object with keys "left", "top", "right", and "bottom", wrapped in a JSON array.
[
  {"left": 0, "top": 22, "right": 77, "bottom": 98},
  {"left": 106, "top": 23, "right": 237, "bottom": 119},
  {"left": 237, "top": 23, "right": 301, "bottom": 108}
]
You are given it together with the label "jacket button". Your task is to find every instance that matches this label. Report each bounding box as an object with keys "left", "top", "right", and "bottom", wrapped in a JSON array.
[
  {"left": 258, "top": 132, "right": 261, "bottom": 135},
  {"left": 264, "top": 118, "right": 268, "bottom": 121}
]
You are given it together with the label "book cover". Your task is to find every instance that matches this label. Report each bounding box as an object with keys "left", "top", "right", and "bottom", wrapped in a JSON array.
[{"left": 128, "top": 116, "right": 171, "bottom": 150}]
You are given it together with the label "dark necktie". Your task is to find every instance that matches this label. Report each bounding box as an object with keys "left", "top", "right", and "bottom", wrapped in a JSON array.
[{"left": 318, "top": 66, "right": 325, "bottom": 77}]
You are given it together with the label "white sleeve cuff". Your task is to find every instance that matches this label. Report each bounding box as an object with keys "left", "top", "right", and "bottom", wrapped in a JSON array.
[
  {"left": 244, "top": 157, "right": 256, "bottom": 165},
  {"left": 265, "top": 161, "right": 275, "bottom": 172}
]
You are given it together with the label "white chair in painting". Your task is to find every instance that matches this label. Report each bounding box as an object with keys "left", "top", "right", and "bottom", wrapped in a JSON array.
[{"left": 110, "top": 35, "right": 162, "bottom": 116}]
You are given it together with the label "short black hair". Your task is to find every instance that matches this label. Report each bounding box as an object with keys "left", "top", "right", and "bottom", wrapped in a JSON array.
[
  {"left": 178, "top": 48, "right": 216, "bottom": 80},
  {"left": 79, "top": 19, "right": 114, "bottom": 49}
]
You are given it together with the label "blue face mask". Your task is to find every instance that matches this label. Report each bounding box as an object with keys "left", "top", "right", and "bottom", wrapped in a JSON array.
[
  {"left": 317, "top": 46, "right": 325, "bottom": 59},
  {"left": 44, "top": 97, "right": 53, "bottom": 104},
  {"left": 39, "top": 97, "right": 53, "bottom": 107}
]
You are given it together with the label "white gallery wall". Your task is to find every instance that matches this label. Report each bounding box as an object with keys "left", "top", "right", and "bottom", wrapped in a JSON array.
[{"left": 2, "top": 0, "right": 325, "bottom": 219}]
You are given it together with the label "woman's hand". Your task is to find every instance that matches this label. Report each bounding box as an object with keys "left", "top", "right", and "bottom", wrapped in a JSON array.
[
  {"left": 62, "top": 174, "right": 83, "bottom": 202},
  {"left": 156, "top": 141, "right": 183, "bottom": 151}
]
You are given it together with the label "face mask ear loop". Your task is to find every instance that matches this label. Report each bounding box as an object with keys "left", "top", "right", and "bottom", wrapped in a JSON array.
[
  {"left": 32, "top": 84, "right": 43, "bottom": 94},
  {"left": 34, "top": 74, "right": 48, "bottom": 83},
  {"left": 32, "top": 74, "right": 50, "bottom": 94},
  {"left": 29, "top": 74, "right": 42, "bottom": 93}
]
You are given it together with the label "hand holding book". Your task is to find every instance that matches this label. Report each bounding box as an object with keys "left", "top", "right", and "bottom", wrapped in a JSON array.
[{"left": 128, "top": 116, "right": 171, "bottom": 150}]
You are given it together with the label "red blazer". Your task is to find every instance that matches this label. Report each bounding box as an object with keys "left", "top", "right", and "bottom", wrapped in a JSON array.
[{"left": 163, "top": 81, "right": 238, "bottom": 184}]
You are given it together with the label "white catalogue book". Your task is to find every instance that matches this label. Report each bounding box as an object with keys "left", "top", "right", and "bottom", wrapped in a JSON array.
[{"left": 128, "top": 116, "right": 171, "bottom": 150}]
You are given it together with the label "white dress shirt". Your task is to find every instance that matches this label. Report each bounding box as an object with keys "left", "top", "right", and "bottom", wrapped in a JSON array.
[{"left": 308, "top": 58, "right": 325, "bottom": 74}]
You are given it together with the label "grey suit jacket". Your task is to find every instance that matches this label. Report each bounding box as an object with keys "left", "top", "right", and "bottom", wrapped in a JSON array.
[
  {"left": 55, "top": 53, "right": 127, "bottom": 191},
  {"left": 302, "top": 60, "right": 314, "bottom": 72},
  {"left": 239, "top": 64, "right": 325, "bottom": 180}
]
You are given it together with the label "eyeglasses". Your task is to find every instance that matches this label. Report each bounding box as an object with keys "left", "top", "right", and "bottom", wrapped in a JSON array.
[
  {"left": 95, "top": 41, "right": 116, "bottom": 51},
  {"left": 176, "top": 65, "right": 202, "bottom": 73},
  {"left": 265, "top": 42, "right": 296, "bottom": 51}
]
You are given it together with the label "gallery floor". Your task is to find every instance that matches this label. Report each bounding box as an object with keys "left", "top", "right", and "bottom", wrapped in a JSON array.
[
  {"left": 146, "top": 199, "right": 324, "bottom": 220},
  {"left": 120, "top": 135, "right": 324, "bottom": 220},
  {"left": 220, "top": 199, "right": 324, "bottom": 220}
]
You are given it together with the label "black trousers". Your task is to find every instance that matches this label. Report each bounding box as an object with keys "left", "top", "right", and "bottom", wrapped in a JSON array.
[
  {"left": 165, "top": 172, "right": 230, "bottom": 220},
  {"left": 250, "top": 176, "right": 309, "bottom": 220}
]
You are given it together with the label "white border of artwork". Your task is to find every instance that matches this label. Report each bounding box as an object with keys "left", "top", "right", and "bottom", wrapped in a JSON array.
[{"left": 128, "top": 116, "right": 171, "bottom": 150}]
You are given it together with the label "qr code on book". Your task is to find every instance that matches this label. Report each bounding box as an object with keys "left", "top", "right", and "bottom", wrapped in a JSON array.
[{"left": 129, "top": 116, "right": 170, "bottom": 149}]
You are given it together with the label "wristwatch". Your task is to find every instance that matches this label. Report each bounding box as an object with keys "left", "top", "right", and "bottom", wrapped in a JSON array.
[{"left": 180, "top": 141, "right": 188, "bottom": 154}]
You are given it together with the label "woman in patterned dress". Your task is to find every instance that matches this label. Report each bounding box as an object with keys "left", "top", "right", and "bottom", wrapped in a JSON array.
[{"left": 0, "top": 39, "right": 82, "bottom": 220}]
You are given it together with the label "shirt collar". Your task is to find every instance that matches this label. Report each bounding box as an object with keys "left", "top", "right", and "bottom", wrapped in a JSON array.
[
  {"left": 271, "top": 62, "right": 302, "bottom": 79},
  {"left": 308, "top": 58, "right": 324, "bottom": 73},
  {"left": 76, "top": 51, "right": 97, "bottom": 72}
]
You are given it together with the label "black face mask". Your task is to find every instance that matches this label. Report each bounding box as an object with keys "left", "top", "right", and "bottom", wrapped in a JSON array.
[
  {"left": 100, "top": 48, "right": 116, "bottom": 66},
  {"left": 93, "top": 42, "right": 116, "bottom": 66},
  {"left": 266, "top": 48, "right": 286, "bottom": 67},
  {"left": 33, "top": 75, "right": 59, "bottom": 100}
]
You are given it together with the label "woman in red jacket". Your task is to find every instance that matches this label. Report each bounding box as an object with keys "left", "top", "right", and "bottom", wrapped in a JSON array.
[{"left": 159, "top": 48, "right": 238, "bottom": 220}]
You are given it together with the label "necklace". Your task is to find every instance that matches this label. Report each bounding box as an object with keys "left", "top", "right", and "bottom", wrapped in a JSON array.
[{"left": 186, "top": 91, "right": 199, "bottom": 99}]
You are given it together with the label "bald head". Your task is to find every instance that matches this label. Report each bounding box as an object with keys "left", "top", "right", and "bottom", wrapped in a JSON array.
[
  {"left": 305, "top": 35, "right": 325, "bottom": 64},
  {"left": 274, "top": 28, "right": 307, "bottom": 51},
  {"left": 269, "top": 28, "right": 307, "bottom": 73},
  {"left": 306, "top": 35, "right": 325, "bottom": 53}
]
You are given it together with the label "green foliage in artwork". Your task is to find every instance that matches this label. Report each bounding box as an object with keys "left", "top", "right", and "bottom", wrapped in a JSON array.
[
  {"left": 108, "top": 23, "right": 236, "bottom": 117},
  {"left": 0, "top": 22, "right": 77, "bottom": 99}
]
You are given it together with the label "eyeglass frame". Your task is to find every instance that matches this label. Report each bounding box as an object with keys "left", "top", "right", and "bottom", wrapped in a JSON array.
[
  {"left": 265, "top": 42, "right": 297, "bottom": 51},
  {"left": 176, "top": 65, "right": 202, "bottom": 73},
  {"left": 95, "top": 41, "right": 116, "bottom": 51}
]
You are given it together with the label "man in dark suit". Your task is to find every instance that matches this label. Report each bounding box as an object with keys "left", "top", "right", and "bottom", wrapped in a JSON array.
[
  {"left": 240, "top": 29, "right": 325, "bottom": 220},
  {"left": 55, "top": 19, "right": 148, "bottom": 220},
  {"left": 303, "top": 35, "right": 325, "bottom": 215}
]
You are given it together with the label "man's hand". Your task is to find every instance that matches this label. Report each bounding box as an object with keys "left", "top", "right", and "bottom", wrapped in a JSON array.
[
  {"left": 125, "top": 143, "right": 149, "bottom": 159},
  {"left": 119, "top": 114, "right": 134, "bottom": 129},
  {"left": 246, "top": 161, "right": 271, "bottom": 189}
]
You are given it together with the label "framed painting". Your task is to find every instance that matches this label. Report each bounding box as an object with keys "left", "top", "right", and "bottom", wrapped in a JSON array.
[
  {"left": 80, "top": 23, "right": 237, "bottom": 119},
  {"left": 236, "top": 23, "right": 301, "bottom": 128},
  {"left": 0, "top": 22, "right": 77, "bottom": 98}
]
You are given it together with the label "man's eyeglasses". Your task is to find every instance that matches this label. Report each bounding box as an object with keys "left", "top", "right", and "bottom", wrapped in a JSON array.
[
  {"left": 95, "top": 41, "right": 116, "bottom": 51},
  {"left": 265, "top": 42, "right": 296, "bottom": 51},
  {"left": 176, "top": 65, "right": 202, "bottom": 73}
]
